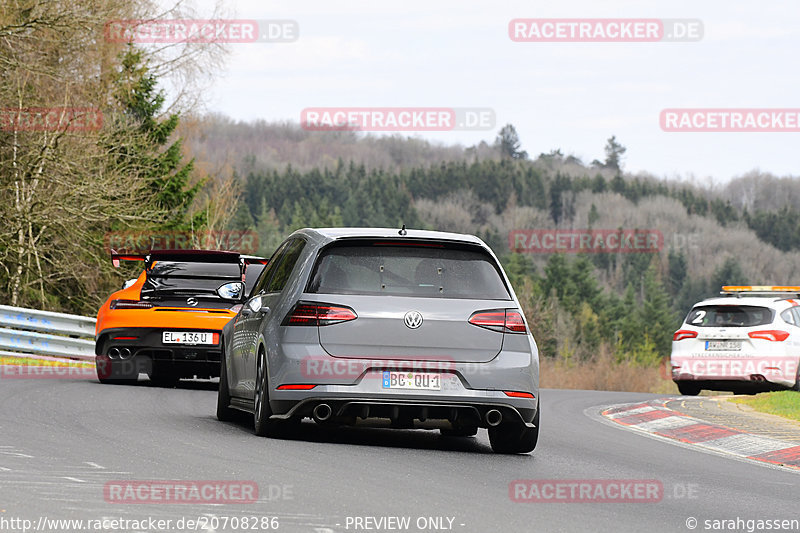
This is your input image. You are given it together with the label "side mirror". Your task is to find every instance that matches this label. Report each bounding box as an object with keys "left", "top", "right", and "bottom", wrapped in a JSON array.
[
  {"left": 218, "top": 282, "right": 244, "bottom": 300},
  {"left": 247, "top": 296, "right": 263, "bottom": 313}
]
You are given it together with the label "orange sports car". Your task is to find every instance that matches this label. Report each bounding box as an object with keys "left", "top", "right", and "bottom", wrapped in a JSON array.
[{"left": 95, "top": 249, "right": 266, "bottom": 386}]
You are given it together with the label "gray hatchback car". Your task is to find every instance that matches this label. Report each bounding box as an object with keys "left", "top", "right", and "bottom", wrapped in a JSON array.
[{"left": 217, "top": 227, "right": 540, "bottom": 453}]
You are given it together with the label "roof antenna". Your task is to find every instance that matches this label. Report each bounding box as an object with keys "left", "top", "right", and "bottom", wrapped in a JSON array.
[{"left": 398, "top": 224, "right": 407, "bottom": 236}]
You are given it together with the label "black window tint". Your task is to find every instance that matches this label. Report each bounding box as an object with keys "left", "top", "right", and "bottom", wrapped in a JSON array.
[
  {"left": 307, "top": 242, "right": 510, "bottom": 300},
  {"left": 251, "top": 241, "right": 290, "bottom": 296},
  {"left": 142, "top": 262, "right": 240, "bottom": 297},
  {"left": 244, "top": 263, "right": 266, "bottom": 295},
  {"left": 266, "top": 239, "right": 306, "bottom": 293},
  {"left": 685, "top": 305, "right": 774, "bottom": 327}
]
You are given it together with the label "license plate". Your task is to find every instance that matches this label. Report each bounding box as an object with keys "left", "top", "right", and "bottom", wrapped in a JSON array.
[
  {"left": 382, "top": 371, "right": 441, "bottom": 391},
  {"left": 705, "top": 340, "right": 741, "bottom": 351},
  {"left": 162, "top": 331, "right": 217, "bottom": 345}
]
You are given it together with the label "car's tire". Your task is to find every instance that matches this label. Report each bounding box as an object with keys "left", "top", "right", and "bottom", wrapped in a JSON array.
[
  {"left": 488, "top": 407, "right": 540, "bottom": 454},
  {"left": 254, "top": 348, "right": 278, "bottom": 437},
  {"left": 440, "top": 425, "right": 478, "bottom": 437},
  {"left": 792, "top": 362, "right": 800, "bottom": 392},
  {"left": 217, "top": 338, "right": 237, "bottom": 422},
  {"left": 676, "top": 381, "right": 701, "bottom": 396}
]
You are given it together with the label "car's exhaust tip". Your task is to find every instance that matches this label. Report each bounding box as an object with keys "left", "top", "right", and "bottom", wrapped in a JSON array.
[
  {"left": 107, "top": 347, "right": 120, "bottom": 359},
  {"left": 749, "top": 374, "right": 766, "bottom": 382},
  {"left": 485, "top": 409, "right": 503, "bottom": 427},
  {"left": 119, "top": 347, "right": 132, "bottom": 360},
  {"left": 313, "top": 403, "right": 332, "bottom": 423}
]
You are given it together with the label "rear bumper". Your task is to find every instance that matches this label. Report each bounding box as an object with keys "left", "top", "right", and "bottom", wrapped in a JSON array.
[
  {"left": 267, "top": 387, "right": 538, "bottom": 426},
  {"left": 96, "top": 327, "right": 222, "bottom": 378}
]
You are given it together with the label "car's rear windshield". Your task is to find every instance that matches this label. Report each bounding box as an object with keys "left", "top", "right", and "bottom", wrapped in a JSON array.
[
  {"left": 143, "top": 261, "right": 241, "bottom": 295},
  {"left": 307, "top": 241, "right": 511, "bottom": 300},
  {"left": 685, "top": 305, "right": 774, "bottom": 327}
]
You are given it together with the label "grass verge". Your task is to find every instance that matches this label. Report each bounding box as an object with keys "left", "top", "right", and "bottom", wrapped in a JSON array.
[{"left": 730, "top": 391, "right": 800, "bottom": 422}]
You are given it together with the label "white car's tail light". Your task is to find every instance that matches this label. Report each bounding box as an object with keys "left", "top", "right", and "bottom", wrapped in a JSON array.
[
  {"left": 672, "top": 330, "right": 698, "bottom": 341},
  {"left": 747, "top": 330, "right": 790, "bottom": 342}
]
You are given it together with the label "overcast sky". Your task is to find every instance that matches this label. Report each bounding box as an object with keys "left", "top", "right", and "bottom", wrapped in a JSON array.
[{"left": 174, "top": 0, "right": 800, "bottom": 184}]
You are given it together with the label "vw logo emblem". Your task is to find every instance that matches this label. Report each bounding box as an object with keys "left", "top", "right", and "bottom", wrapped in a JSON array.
[
  {"left": 186, "top": 297, "right": 198, "bottom": 307},
  {"left": 403, "top": 310, "right": 423, "bottom": 329}
]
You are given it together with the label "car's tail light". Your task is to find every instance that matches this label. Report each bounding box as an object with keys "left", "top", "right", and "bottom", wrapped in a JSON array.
[
  {"left": 469, "top": 309, "right": 527, "bottom": 334},
  {"left": 672, "top": 330, "right": 698, "bottom": 341},
  {"left": 504, "top": 391, "right": 535, "bottom": 398},
  {"left": 110, "top": 299, "right": 153, "bottom": 310},
  {"left": 276, "top": 384, "right": 317, "bottom": 390},
  {"left": 748, "top": 330, "right": 790, "bottom": 342},
  {"left": 285, "top": 303, "right": 357, "bottom": 326}
]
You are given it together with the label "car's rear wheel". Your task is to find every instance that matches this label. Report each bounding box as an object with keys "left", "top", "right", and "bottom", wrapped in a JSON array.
[
  {"left": 254, "top": 348, "right": 278, "bottom": 437},
  {"left": 488, "top": 405, "right": 539, "bottom": 454},
  {"left": 677, "top": 381, "right": 701, "bottom": 396},
  {"left": 792, "top": 361, "right": 800, "bottom": 392},
  {"left": 217, "top": 337, "right": 238, "bottom": 422}
]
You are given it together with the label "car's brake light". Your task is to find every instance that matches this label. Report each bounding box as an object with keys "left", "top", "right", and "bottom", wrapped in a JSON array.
[
  {"left": 276, "top": 384, "right": 317, "bottom": 390},
  {"left": 673, "top": 330, "right": 698, "bottom": 341},
  {"left": 110, "top": 299, "right": 153, "bottom": 310},
  {"left": 504, "top": 391, "right": 535, "bottom": 398},
  {"left": 748, "top": 330, "right": 790, "bottom": 342},
  {"left": 469, "top": 310, "right": 527, "bottom": 334},
  {"left": 286, "top": 303, "right": 357, "bottom": 326}
]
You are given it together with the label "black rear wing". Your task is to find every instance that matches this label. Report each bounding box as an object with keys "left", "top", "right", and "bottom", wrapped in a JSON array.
[{"left": 111, "top": 249, "right": 267, "bottom": 277}]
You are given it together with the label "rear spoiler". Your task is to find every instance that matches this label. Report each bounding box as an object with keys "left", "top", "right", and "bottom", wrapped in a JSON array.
[{"left": 111, "top": 249, "right": 267, "bottom": 275}]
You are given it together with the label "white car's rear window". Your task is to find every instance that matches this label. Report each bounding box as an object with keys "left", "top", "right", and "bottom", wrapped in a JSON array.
[{"left": 686, "top": 305, "right": 774, "bottom": 327}]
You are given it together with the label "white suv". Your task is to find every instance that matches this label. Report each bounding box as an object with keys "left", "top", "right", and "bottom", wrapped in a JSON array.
[{"left": 670, "top": 286, "right": 800, "bottom": 395}]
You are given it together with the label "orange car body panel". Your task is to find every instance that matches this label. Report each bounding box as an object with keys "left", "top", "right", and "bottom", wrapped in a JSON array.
[{"left": 95, "top": 269, "right": 236, "bottom": 338}]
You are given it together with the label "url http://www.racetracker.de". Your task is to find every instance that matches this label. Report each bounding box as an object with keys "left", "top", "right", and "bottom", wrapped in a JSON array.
[{"left": 0, "top": 515, "right": 281, "bottom": 532}]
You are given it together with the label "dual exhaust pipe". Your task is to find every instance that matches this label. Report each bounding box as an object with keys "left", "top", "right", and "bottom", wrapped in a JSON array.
[{"left": 107, "top": 347, "right": 133, "bottom": 360}]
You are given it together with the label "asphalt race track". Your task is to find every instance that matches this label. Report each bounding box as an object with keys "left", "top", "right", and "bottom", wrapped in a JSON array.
[{"left": 0, "top": 375, "right": 796, "bottom": 533}]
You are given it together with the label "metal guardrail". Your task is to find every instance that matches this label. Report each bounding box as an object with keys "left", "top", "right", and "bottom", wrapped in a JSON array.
[{"left": 0, "top": 305, "right": 96, "bottom": 361}]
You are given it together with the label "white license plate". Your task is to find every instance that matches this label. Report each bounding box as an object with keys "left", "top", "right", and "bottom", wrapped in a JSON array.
[
  {"left": 382, "top": 371, "right": 441, "bottom": 391},
  {"left": 705, "top": 340, "right": 741, "bottom": 351},
  {"left": 162, "top": 331, "right": 216, "bottom": 345}
]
